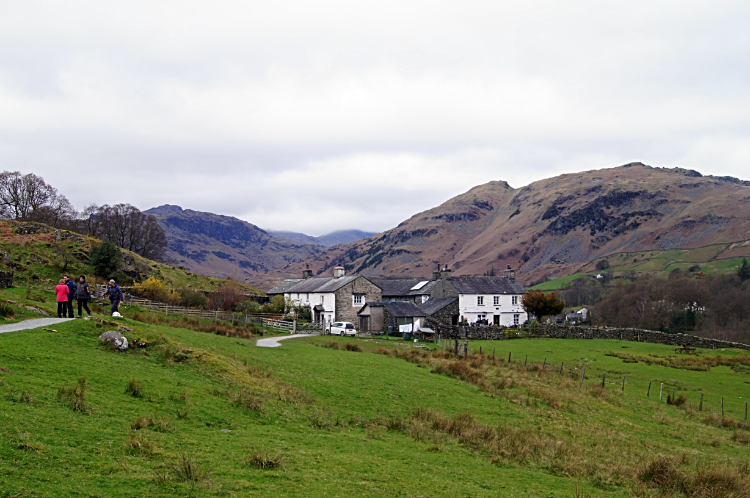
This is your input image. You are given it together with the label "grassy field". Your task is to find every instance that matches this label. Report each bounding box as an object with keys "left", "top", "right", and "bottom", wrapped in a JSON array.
[
  {"left": 529, "top": 243, "right": 750, "bottom": 290},
  {"left": 3, "top": 287, "right": 750, "bottom": 497}
]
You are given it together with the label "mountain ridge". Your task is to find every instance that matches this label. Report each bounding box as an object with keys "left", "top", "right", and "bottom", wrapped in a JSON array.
[{"left": 258, "top": 162, "right": 750, "bottom": 290}]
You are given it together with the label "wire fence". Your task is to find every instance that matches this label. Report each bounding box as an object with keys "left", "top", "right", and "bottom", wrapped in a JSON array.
[{"left": 432, "top": 335, "right": 750, "bottom": 424}]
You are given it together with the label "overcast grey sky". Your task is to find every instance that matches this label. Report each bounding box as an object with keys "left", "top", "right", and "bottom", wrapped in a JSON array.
[{"left": 1, "top": 1, "right": 749, "bottom": 235}]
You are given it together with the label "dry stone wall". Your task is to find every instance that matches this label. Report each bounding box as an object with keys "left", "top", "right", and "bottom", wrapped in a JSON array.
[{"left": 438, "top": 323, "right": 750, "bottom": 350}]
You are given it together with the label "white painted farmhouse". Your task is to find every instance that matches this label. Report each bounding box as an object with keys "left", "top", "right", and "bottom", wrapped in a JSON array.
[{"left": 447, "top": 269, "right": 527, "bottom": 326}]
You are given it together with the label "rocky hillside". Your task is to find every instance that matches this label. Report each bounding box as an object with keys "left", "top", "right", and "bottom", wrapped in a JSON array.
[
  {"left": 265, "top": 163, "right": 750, "bottom": 288},
  {"left": 144, "top": 205, "right": 325, "bottom": 284}
]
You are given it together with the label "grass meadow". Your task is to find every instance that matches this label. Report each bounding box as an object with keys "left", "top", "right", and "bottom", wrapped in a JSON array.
[{"left": 3, "top": 288, "right": 750, "bottom": 496}]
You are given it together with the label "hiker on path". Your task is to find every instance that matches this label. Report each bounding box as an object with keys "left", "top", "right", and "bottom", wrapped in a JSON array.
[
  {"left": 103, "top": 279, "right": 124, "bottom": 316},
  {"left": 55, "top": 279, "right": 69, "bottom": 318},
  {"left": 75, "top": 275, "right": 92, "bottom": 318},
  {"left": 64, "top": 274, "right": 76, "bottom": 318}
]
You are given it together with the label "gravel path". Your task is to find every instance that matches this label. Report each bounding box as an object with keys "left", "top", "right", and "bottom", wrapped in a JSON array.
[
  {"left": 0, "top": 317, "right": 74, "bottom": 334},
  {"left": 256, "top": 333, "right": 319, "bottom": 348}
]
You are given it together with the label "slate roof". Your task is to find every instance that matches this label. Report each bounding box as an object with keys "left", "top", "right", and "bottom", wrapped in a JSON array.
[
  {"left": 369, "top": 278, "right": 438, "bottom": 297},
  {"left": 449, "top": 276, "right": 525, "bottom": 295},
  {"left": 419, "top": 297, "right": 458, "bottom": 316},
  {"left": 282, "top": 275, "right": 360, "bottom": 294},
  {"left": 383, "top": 301, "right": 426, "bottom": 318},
  {"left": 266, "top": 279, "right": 303, "bottom": 295}
]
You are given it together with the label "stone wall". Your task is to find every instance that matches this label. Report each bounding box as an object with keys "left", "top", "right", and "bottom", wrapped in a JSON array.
[
  {"left": 427, "top": 300, "right": 459, "bottom": 327},
  {"left": 335, "top": 277, "right": 382, "bottom": 324},
  {"left": 435, "top": 323, "right": 750, "bottom": 350},
  {"left": 0, "top": 271, "right": 13, "bottom": 289}
]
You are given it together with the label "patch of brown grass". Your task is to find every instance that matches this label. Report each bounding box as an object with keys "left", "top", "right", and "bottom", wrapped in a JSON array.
[
  {"left": 344, "top": 343, "right": 363, "bottom": 352},
  {"left": 129, "top": 311, "right": 257, "bottom": 339}
]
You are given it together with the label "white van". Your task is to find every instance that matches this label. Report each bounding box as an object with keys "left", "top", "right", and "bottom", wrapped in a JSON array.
[{"left": 329, "top": 322, "right": 357, "bottom": 337}]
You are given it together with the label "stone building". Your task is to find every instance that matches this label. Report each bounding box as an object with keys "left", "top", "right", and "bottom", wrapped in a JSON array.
[{"left": 268, "top": 266, "right": 382, "bottom": 326}]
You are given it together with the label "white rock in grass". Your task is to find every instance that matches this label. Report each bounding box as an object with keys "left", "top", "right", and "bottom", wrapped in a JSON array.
[{"left": 99, "top": 331, "right": 128, "bottom": 351}]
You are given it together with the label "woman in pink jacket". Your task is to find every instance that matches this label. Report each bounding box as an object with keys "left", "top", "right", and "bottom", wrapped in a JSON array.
[{"left": 55, "top": 279, "right": 69, "bottom": 318}]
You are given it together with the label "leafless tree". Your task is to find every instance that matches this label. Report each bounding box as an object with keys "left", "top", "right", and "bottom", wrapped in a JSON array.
[
  {"left": 0, "top": 171, "right": 75, "bottom": 227},
  {"left": 85, "top": 203, "right": 167, "bottom": 261}
]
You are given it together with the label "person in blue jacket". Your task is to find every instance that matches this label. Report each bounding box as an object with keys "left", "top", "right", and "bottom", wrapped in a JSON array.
[
  {"left": 102, "top": 279, "right": 124, "bottom": 316},
  {"left": 64, "top": 274, "right": 76, "bottom": 318}
]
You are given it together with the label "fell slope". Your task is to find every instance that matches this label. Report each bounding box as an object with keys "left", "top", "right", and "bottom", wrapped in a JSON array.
[
  {"left": 145, "top": 205, "right": 325, "bottom": 284},
  {"left": 267, "top": 229, "right": 377, "bottom": 247},
  {"left": 266, "top": 163, "right": 750, "bottom": 288}
]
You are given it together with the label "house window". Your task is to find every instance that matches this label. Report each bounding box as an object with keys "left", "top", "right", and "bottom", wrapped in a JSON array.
[
  {"left": 493, "top": 296, "right": 499, "bottom": 306},
  {"left": 353, "top": 294, "right": 364, "bottom": 306},
  {"left": 477, "top": 296, "right": 484, "bottom": 306},
  {"left": 512, "top": 296, "right": 519, "bottom": 305},
  {"left": 320, "top": 296, "right": 325, "bottom": 305},
  {"left": 305, "top": 293, "right": 309, "bottom": 302},
  {"left": 513, "top": 314, "right": 519, "bottom": 325},
  {"left": 296, "top": 293, "right": 299, "bottom": 300}
]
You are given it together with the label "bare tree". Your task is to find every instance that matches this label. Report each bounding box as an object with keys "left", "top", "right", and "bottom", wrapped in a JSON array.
[
  {"left": 0, "top": 171, "right": 75, "bottom": 227},
  {"left": 85, "top": 203, "right": 167, "bottom": 261}
]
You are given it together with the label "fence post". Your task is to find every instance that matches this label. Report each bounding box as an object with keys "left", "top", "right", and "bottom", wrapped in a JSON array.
[
  {"left": 745, "top": 402, "right": 748, "bottom": 421},
  {"left": 166, "top": 304, "right": 168, "bottom": 316},
  {"left": 580, "top": 367, "right": 586, "bottom": 385},
  {"left": 721, "top": 397, "right": 724, "bottom": 416},
  {"left": 602, "top": 373, "right": 606, "bottom": 388},
  {"left": 699, "top": 393, "right": 703, "bottom": 411},
  {"left": 672, "top": 387, "right": 675, "bottom": 403},
  {"left": 647, "top": 381, "right": 651, "bottom": 398},
  {"left": 508, "top": 352, "right": 511, "bottom": 363},
  {"left": 524, "top": 355, "right": 528, "bottom": 367},
  {"left": 542, "top": 358, "right": 546, "bottom": 369},
  {"left": 215, "top": 311, "right": 218, "bottom": 323},
  {"left": 622, "top": 377, "right": 625, "bottom": 393},
  {"left": 492, "top": 348, "right": 495, "bottom": 361},
  {"left": 293, "top": 320, "right": 297, "bottom": 334},
  {"left": 559, "top": 362, "right": 564, "bottom": 375},
  {"left": 660, "top": 383, "right": 663, "bottom": 402},
  {"left": 480, "top": 346, "right": 482, "bottom": 355}
]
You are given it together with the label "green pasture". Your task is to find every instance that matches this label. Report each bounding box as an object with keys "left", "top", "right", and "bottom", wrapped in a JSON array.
[{"left": 3, "top": 285, "right": 750, "bottom": 496}]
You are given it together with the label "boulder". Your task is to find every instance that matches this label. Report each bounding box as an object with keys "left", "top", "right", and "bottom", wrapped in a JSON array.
[
  {"left": 99, "top": 331, "right": 128, "bottom": 351},
  {"left": 117, "top": 325, "right": 133, "bottom": 332},
  {"left": 25, "top": 306, "right": 49, "bottom": 316}
]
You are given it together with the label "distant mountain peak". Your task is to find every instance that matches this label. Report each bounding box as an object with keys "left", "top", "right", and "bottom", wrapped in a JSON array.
[{"left": 145, "top": 204, "right": 184, "bottom": 215}]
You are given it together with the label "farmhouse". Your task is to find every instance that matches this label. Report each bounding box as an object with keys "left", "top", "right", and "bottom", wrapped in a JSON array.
[
  {"left": 357, "top": 301, "right": 426, "bottom": 334},
  {"left": 267, "top": 266, "right": 382, "bottom": 326}
]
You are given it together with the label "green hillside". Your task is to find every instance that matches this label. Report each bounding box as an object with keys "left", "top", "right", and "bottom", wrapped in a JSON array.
[
  {"left": 530, "top": 242, "right": 750, "bottom": 290},
  {"left": 3, "top": 283, "right": 750, "bottom": 497},
  {"left": 0, "top": 220, "right": 263, "bottom": 294}
]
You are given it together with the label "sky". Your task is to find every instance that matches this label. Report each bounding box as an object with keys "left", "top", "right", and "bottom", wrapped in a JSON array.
[{"left": 1, "top": 1, "right": 749, "bottom": 235}]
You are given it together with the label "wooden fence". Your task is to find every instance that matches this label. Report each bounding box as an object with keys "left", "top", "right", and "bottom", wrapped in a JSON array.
[{"left": 121, "top": 294, "right": 322, "bottom": 333}]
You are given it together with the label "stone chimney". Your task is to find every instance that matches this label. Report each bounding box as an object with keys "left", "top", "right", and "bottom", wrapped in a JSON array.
[
  {"left": 333, "top": 266, "right": 346, "bottom": 279},
  {"left": 503, "top": 265, "right": 515, "bottom": 280},
  {"left": 440, "top": 265, "right": 452, "bottom": 280},
  {"left": 302, "top": 264, "right": 313, "bottom": 279},
  {"left": 433, "top": 264, "right": 441, "bottom": 281}
]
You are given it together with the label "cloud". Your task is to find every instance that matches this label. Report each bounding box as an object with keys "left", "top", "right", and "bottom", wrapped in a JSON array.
[{"left": 0, "top": 0, "right": 749, "bottom": 235}]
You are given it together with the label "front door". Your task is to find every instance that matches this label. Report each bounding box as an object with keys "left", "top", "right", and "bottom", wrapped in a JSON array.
[
  {"left": 359, "top": 315, "right": 370, "bottom": 333},
  {"left": 493, "top": 315, "right": 500, "bottom": 326}
]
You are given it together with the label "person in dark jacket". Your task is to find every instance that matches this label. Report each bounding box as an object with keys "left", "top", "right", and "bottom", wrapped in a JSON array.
[
  {"left": 75, "top": 275, "right": 92, "bottom": 318},
  {"left": 64, "top": 275, "right": 76, "bottom": 318},
  {"left": 103, "top": 279, "right": 124, "bottom": 316}
]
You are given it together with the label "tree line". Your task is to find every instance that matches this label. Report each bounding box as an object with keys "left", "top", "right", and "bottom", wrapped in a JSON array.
[
  {"left": 592, "top": 262, "right": 750, "bottom": 342},
  {"left": 0, "top": 171, "right": 166, "bottom": 261}
]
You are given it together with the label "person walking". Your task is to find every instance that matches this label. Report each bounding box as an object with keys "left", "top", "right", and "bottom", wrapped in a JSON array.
[
  {"left": 76, "top": 275, "right": 92, "bottom": 318},
  {"left": 55, "top": 279, "right": 69, "bottom": 318},
  {"left": 64, "top": 275, "right": 76, "bottom": 318},
  {"left": 103, "top": 279, "right": 124, "bottom": 316}
]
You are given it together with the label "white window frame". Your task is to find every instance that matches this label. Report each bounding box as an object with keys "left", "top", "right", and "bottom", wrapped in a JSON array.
[
  {"left": 493, "top": 296, "right": 499, "bottom": 306},
  {"left": 513, "top": 314, "right": 519, "bottom": 325},
  {"left": 512, "top": 295, "right": 519, "bottom": 305},
  {"left": 353, "top": 294, "right": 364, "bottom": 306},
  {"left": 320, "top": 295, "right": 325, "bottom": 305},
  {"left": 477, "top": 296, "right": 484, "bottom": 306}
]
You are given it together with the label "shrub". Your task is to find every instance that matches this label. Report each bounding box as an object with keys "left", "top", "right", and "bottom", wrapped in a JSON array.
[
  {"left": 344, "top": 343, "right": 363, "bottom": 352},
  {"left": 90, "top": 241, "right": 122, "bottom": 278},
  {"left": 126, "top": 430, "right": 157, "bottom": 456},
  {"left": 177, "top": 288, "right": 207, "bottom": 308},
  {"left": 132, "top": 277, "right": 180, "bottom": 304},
  {"left": 0, "top": 301, "right": 15, "bottom": 318},
  {"left": 247, "top": 447, "right": 285, "bottom": 469}
]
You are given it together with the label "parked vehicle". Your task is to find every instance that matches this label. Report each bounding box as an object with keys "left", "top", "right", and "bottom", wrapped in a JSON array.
[{"left": 329, "top": 322, "right": 357, "bottom": 336}]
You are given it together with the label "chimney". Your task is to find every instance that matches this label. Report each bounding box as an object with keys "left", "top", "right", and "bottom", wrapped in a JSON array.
[
  {"left": 333, "top": 266, "right": 345, "bottom": 279},
  {"left": 302, "top": 264, "right": 313, "bottom": 279},
  {"left": 440, "top": 265, "right": 452, "bottom": 280},
  {"left": 504, "top": 265, "right": 515, "bottom": 280},
  {"left": 433, "top": 263, "right": 441, "bottom": 281}
]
